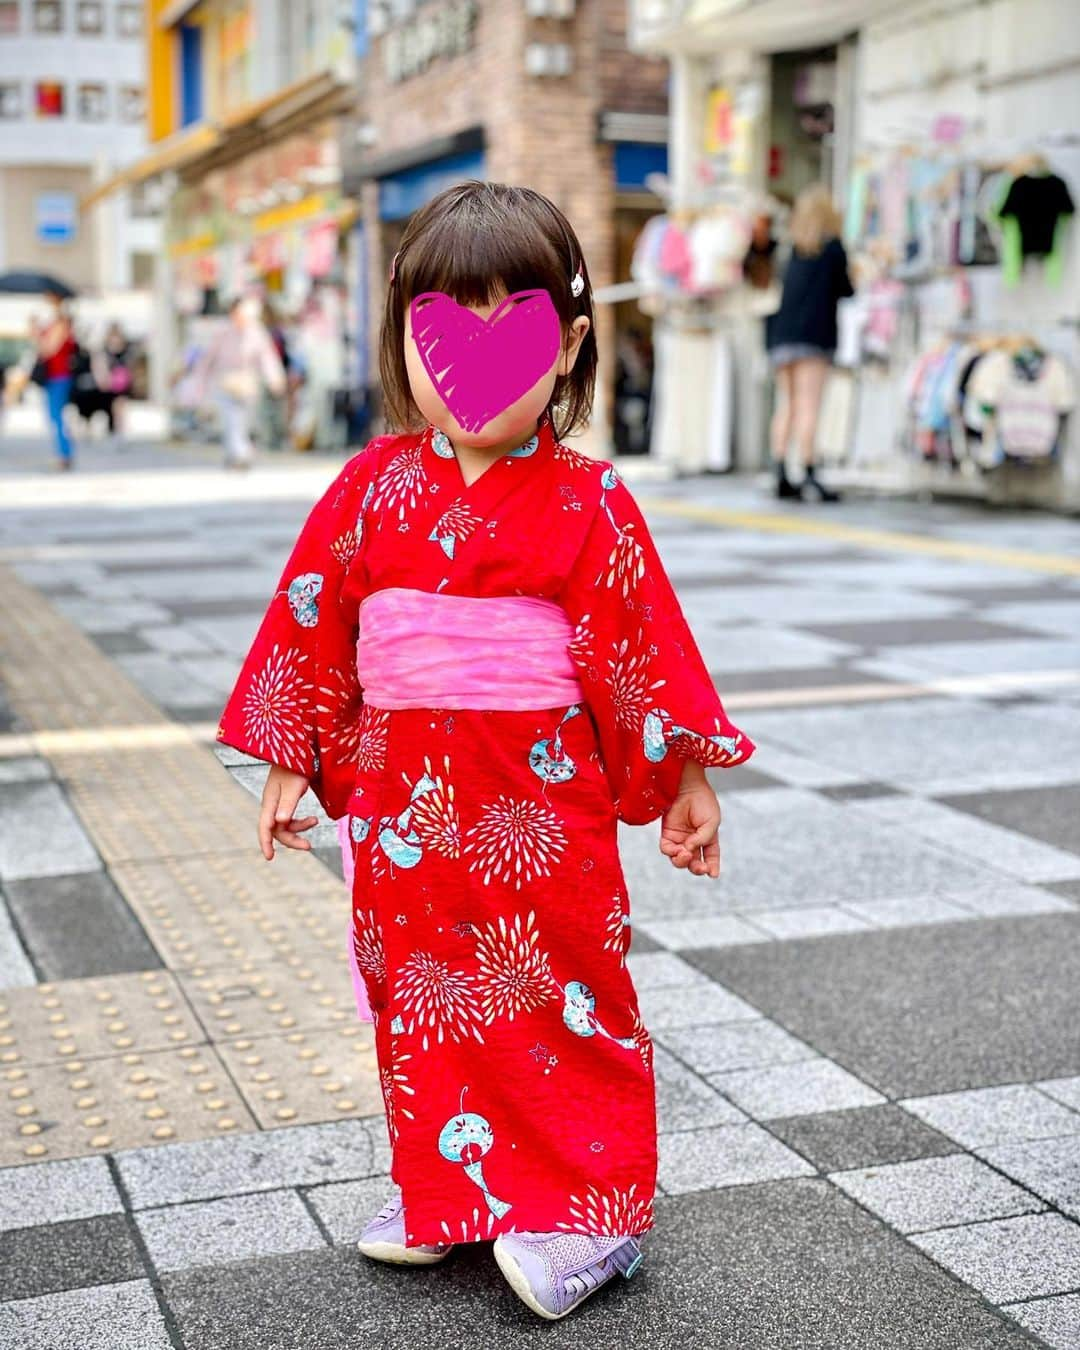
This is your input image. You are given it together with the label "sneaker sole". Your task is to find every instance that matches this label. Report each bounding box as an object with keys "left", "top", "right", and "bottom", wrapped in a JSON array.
[
  {"left": 494, "top": 1237, "right": 620, "bottom": 1321},
  {"left": 356, "top": 1238, "right": 449, "bottom": 1266}
]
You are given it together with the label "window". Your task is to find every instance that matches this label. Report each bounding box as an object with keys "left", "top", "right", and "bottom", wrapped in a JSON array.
[
  {"left": 0, "top": 83, "right": 22, "bottom": 119},
  {"left": 33, "top": 1, "right": 62, "bottom": 32},
  {"left": 115, "top": 3, "right": 141, "bottom": 37},
  {"left": 0, "top": 3, "right": 20, "bottom": 35},
  {"left": 76, "top": 1, "right": 103, "bottom": 33},
  {"left": 117, "top": 84, "right": 144, "bottom": 123},
  {"left": 77, "top": 82, "right": 107, "bottom": 120},
  {"left": 35, "top": 81, "right": 65, "bottom": 118}
]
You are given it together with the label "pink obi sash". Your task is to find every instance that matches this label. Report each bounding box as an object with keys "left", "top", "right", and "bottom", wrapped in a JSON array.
[
  {"left": 355, "top": 587, "right": 584, "bottom": 711},
  {"left": 341, "top": 587, "right": 584, "bottom": 1023}
]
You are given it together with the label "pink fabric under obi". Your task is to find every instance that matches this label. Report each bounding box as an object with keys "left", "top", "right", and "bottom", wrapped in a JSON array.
[
  {"left": 355, "top": 587, "right": 584, "bottom": 711},
  {"left": 341, "top": 587, "right": 584, "bottom": 1022}
]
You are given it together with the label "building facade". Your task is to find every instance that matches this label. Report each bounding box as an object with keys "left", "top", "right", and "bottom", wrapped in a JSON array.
[{"left": 0, "top": 0, "right": 157, "bottom": 294}]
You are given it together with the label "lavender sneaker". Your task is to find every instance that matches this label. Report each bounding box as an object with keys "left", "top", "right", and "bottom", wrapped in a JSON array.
[
  {"left": 493, "top": 1231, "right": 643, "bottom": 1319},
  {"left": 356, "top": 1191, "right": 451, "bottom": 1265}
]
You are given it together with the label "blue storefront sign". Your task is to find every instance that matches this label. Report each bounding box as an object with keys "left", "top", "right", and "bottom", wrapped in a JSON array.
[
  {"left": 378, "top": 148, "right": 487, "bottom": 222},
  {"left": 35, "top": 191, "right": 78, "bottom": 245}
]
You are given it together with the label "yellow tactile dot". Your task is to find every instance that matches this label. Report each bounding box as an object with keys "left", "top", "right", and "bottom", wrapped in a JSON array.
[
  {"left": 233, "top": 1040, "right": 253, "bottom": 1051},
  {"left": 323, "top": 1083, "right": 343, "bottom": 1095},
  {"left": 268, "top": 1003, "right": 286, "bottom": 1014},
  {"left": 310, "top": 1064, "right": 329, "bottom": 1077},
  {"left": 70, "top": 1077, "right": 91, "bottom": 1090},
  {"left": 3, "top": 1068, "right": 24, "bottom": 1080},
  {"left": 195, "top": 1081, "right": 215, "bottom": 1094},
  {"left": 162, "top": 1015, "right": 181, "bottom": 1027},
  {"left": 75, "top": 1096, "right": 97, "bottom": 1109},
  {"left": 154, "top": 1000, "right": 173, "bottom": 1012},
  {"left": 14, "top": 1104, "right": 36, "bottom": 1118},
  {"left": 298, "top": 1050, "right": 318, "bottom": 1063},
  {"left": 277, "top": 1017, "right": 297, "bottom": 1029},
  {"left": 83, "top": 1115, "right": 106, "bottom": 1128},
  {"left": 242, "top": 1055, "right": 262, "bottom": 1068},
  {"left": 178, "top": 1047, "right": 198, "bottom": 1060},
  {"left": 39, "top": 985, "right": 56, "bottom": 996},
  {"left": 251, "top": 1071, "right": 272, "bottom": 1084},
  {"left": 145, "top": 1107, "right": 166, "bottom": 1121},
  {"left": 106, "top": 1021, "right": 127, "bottom": 1034},
  {"left": 19, "top": 1122, "right": 41, "bottom": 1136},
  {"left": 101, "top": 1006, "right": 119, "bottom": 1018},
  {"left": 24, "top": 1144, "right": 46, "bottom": 1157},
  {"left": 152, "top": 1125, "right": 175, "bottom": 1140},
  {"left": 275, "top": 1108, "right": 297, "bottom": 1121},
  {"left": 285, "top": 1034, "right": 305, "bottom": 1045},
  {"left": 9, "top": 1086, "right": 29, "bottom": 1100},
  {"left": 224, "top": 1023, "right": 243, "bottom": 1036},
  {"left": 57, "top": 1045, "right": 76, "bottom": 1057},
  {"left": 217, "top": 1118, "right": 237, "bottom": 1131},
  {"left": 136, "top": 1088, "right": 157, "bottom": 1102},
  {"left": 90, "top": 1134, "right": 112, "bottom": 1148},
  {"left": 335, "top": 1100, "right": 356, "bottom": 1111},
  {"left": 113, "top": 1037, "right": 134, "bottom": 1049},
  {"left": 65, "top": 1062, "right": 85, "bottom": 1074},
  {"left": 47, "top": 1012, "right": 66, "bottom": 1024},
  {"left": 122, "top": 1054, "right": 141, "bottom": 1066},
  {"left": 263, "top": 1088, "right": 284, "bottom": 1102},
  {"left": 129, "top": 1071, "right": 149, "bottom": 1085},
  {"left": 169, "top": 1031, "right": 188, "bottom": 1043},
  {"left": 205, "top": 1099, "right": 226, "bottom": 1111}
]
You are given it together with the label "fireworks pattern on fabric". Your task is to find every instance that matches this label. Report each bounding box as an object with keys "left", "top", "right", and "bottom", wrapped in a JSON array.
[
  {"left": 553, "top": 442, "right": 595, "bottom": 472},
  {"left": 352, "top": 908, "right": 386, "bottom": 984},
  {"left": 557, "top": 1184, "right": 653, "bottom": 1237},
  {"left": 433, "top": 501, "right": 482, "bottom": 547},
  {"left": 317, "top": 666, "right": 363, "bottom": 761},
  {"left": 439, "top": 1208, "right": 498, "bottom": 1243},
  {"left": 380, "top": 1045, "right": 416, "bottom": 1144},
  {"left": 606, "top": 636, "right": 666, "bottom": 732},
  {"left": 372, "top": 445, "right": 428, "bottom": 520},
  {"left": 603, "top": 893, "right": 631, "bottom": 966},
  {"left": 355, "top": 705, "right": 391, "bottom": 774},
  {"left": 604, "top": 523, "right": 647, "bottom": 600},
  {"left": 409, "top": 755, "right": 461, "bottom": 859},
  {"left": 330, "top": 528, "right": 360, "bottom": 567},
  {"left": 463, "top": 796, "right": 568, "bottom": 890},
  {"left": 395, "top": 951, "right": 485, "bottom": 1050},
  {"left": 473, "top": 910, "right": 559, "bottom": 1023},
  {"left": 241, "top": 644, "right": 312, "bottom": 766}
]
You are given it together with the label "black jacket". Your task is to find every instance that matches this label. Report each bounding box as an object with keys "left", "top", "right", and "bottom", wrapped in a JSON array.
[{"left": 766, "top": 236, "right": 853, "bottom": 353}]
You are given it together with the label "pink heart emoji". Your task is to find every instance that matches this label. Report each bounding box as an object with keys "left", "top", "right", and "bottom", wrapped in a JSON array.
[{"left": 410, "top": 290, "right": 561, "bottom": 434}]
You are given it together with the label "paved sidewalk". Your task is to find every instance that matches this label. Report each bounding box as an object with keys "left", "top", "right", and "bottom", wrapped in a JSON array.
[{"left": 1, "top": 437, "right": 1080, "bottom": 1347}]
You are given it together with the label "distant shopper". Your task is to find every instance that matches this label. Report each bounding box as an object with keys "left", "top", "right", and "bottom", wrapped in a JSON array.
[
  {"left": 198, "top": 297, "right": 286, "bottom": 469},
  {"left": 766, "top": 184, "right": 853, "bottom": 502},
  {"left": 35, "top": 291, "right": 76, "bottom": 470},
  {"left": 103, "top": 322, "right": 134, "bottom": 441}
]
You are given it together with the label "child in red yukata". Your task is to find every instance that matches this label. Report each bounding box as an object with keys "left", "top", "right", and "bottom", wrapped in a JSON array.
[{"left": 218, "top": 180, "right": 755, "bottom": 1321}]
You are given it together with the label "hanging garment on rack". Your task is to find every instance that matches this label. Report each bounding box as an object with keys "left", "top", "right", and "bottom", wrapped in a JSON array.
[
  {"left": 862, "top": 279, "right": 904, "bottom": 364},
  {"left": 688, "top": 210, "right": 752, "bottom": 295},
  {"left": 631, "top": 215, "right": 675, "bottom": 296},
  {"left": 995, "top": 173, "right": 1075, "bottom": 287},
  {"left": 705, "top": 333, "right": 733, "bottom": 471},
  {"left": 658, "top": 221, "right": 694, "bottom": 291},
  {"left": 970, "top": 347, "right": 1075, "bottom": 462}
]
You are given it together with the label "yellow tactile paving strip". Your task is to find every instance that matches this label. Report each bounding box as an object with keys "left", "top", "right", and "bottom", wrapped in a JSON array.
[{"left": 0, "top": 565, "right": 379, "bottom": 1167}]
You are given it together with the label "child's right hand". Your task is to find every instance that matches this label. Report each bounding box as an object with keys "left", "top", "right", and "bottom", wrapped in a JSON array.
[{"left": 258, "top": 765, "right": 317, "bottom": 860}]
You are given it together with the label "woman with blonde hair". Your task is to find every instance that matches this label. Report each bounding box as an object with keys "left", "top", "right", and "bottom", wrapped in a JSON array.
[{"left": 766, "top": 183, "right": 853, "bottom": 501}]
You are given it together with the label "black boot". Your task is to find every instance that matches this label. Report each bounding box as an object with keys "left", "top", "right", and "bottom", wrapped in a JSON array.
[
  {"left": 776, "top": 461, "right": 803, "bottom": 500},
  {"left": 801, "top": 463, "right": 841, "bottom": 503}
]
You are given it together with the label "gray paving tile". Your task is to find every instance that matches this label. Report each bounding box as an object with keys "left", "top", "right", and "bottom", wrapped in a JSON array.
[
  {"left": 634, "top": 914, "right": 769, "bottom": 949},
  {"left": 3, "top": 871, "right": 161, "bottom": 979},
  {"left": 901, "top": 1086, "right": 1080, "bottom": 1150},
  {"left": 658, "top": 1123, "right": 816, "bottom": 1194},
  {"left": 945, "top": 883, "right": 1076, "bottom": 920},
  {"left": 1039, "top": 1079, "right": 1080, "bottom": 1113},
  {"left": 731, "top": 742, "right": 868, "bottom": 789},
  {"left": 711, "top": 1059, "right": 887, "bottom": 1120},
  {"left": 831, "top": 1153, "right": 1045, "bottom": 1233},
  {"left": 0, "top": 757, "right": 51, "bottom": 785},
  {"left": 765, "top": 1105, "right": 957, "bottom": 1172},
  {"left": 848, "top": 796, "right": 1080, "bottom": 883},
  {"left": 797, "top": 616, "right": 1043, "bottom": 647},
  {"left": 0, "top": 898, "right": 35, "bottom": 988},
  {"left": 52, "top": 596, "right": 174, "bottom": 633},
  {"left": 138, "top": 624, "right": 214, "bottom": 654},
  {"left": 93, "top": 631, "right": 155, "bottom": 656},
  {"left": 624, "top": 952, "right": 711, "bottom": 991},
  {"left": 653, "top": 1045, "right": 747, "bottom": 1133},
  {"left": 747, "top": 905, "right": 873, "bottom": 939},
  {"left": 940, "top": 785, "right": 1080, "bottom": 858},
  {"left": 818, "top": 781, "right": 905, "bottom": 801},
  {"left": 638, "top": 982, "right": 762, "bottom": 1030},
  {"left": 302, "top": 1176, "right": 393, "bottom": 1246},
  {"left": 1004, "top": 1292, "right": 1080, "bottom": 1349},
  {"left": 708, "top": 665, "right": 902, "bottom": 696},
  {"left": 0, "top": 1213, "right": 144, "bottom": 1302},
  {"left": 687, "top": 913, "right": 1080, "bottom": 1098},
  {"left": 0, "top": 782, "right": 102, "bottom": 881},
  {"left": 0, "top": 1156, "right": 122, "bottom": 1232},
  {"left": 977, "top": 1136, "right": 1080, "bottom": 1221},
  {"left": 839, "top": 893, "right": 985, "bottom": 928},
  {"left": 0, "top": 1278, "right": 173, "bottom": 1349},
  {"left": 136, "top": 1189, "right": 326, "bottom": 1274},
  {"left": 657, "top": 1019, "right": 811, "bottom": 1076},
  {"left": 911, "top": 1213, "right": 1080, "bottom": 1303},
  {"left": 1048, "top": 880, "right": 1080, "bottom": 903},
  {"left": 116, "top": 1118, "right": 386, "bottom": 1209}
]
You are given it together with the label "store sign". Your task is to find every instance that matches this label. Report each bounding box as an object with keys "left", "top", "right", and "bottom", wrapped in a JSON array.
[
  {"left": 35, "top": 191, "right": 77, "bottom": 245},
  {"left": 383, "top": 0, "right": 477, "bottom": 84}
]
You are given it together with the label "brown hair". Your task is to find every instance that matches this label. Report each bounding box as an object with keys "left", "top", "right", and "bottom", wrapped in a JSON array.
[{"left": 378, "top": 180, "right": 597, "bottom": 440}]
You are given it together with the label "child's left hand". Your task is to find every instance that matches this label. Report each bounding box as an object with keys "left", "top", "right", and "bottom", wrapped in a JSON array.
[{"left": 659, "top": 761, "right": 722, "bottom": 878}]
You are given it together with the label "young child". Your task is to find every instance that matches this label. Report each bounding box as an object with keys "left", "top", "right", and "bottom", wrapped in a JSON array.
[{"left": 217, "top": 180, "right": 755, "bottom": 1321}]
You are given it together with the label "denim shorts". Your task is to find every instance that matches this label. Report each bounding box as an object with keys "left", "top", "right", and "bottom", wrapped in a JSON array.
[{"left": 768, "top": 343, "right": 834, "bottom": 369}]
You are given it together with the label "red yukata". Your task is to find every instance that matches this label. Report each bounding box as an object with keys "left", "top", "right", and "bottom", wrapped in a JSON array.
[{"left": 217, "top": 416, "right": 755, "bottom": 1246}]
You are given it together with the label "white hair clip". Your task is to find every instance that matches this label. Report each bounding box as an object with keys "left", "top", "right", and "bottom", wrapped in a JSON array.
[{"left": 570, "top": 265, "right": 585, "bottom": 298}]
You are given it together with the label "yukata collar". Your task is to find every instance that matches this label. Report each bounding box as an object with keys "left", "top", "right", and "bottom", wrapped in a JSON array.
[{"left": 427, "top": 414, "right": 556, "bottom": 463}]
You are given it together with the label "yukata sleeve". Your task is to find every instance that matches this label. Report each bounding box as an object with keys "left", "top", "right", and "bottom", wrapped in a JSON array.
[
  {"left": 216, "top": 445, "right": 381, "bottom": 820},
  {"left": 560, "top": 470, "right": 755, "bottom": 826}
]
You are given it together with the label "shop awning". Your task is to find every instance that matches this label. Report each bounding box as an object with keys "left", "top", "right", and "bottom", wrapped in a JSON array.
[
  {"left": 634, "top": 0, "right": 898, "bottom": 53},
  {"left": 81, "top": 70, "right": 352, "bottom": 210},
  {"left": 81, "top": 122, "right": 221, "bottom": 209}
]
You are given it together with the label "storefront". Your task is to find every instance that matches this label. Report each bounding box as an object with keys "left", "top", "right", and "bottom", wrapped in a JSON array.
[{"left": 629, "top": 0, "right": 1080, "bottom": 507}]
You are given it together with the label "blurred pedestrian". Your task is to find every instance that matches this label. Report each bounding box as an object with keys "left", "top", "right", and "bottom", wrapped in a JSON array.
[
  {"left": 34, "top": 290, "right": 76, "bottom": 470},
  {"left": 102, "top": 322, "right": 133, "bottom": 442},
  {"left": 198, "top": 297, "right": 286, "bottom": 469},
  {"left": 258, "top": 302, "right": 292, "bottom": 451},
  {"left": 766, "top": 184, "right": 853, "bottom": 502}
]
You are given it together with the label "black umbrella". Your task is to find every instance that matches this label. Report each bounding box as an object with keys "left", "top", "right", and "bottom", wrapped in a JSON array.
[{"left": 0, "top": 270, "right": 76, "bottom": 298}]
